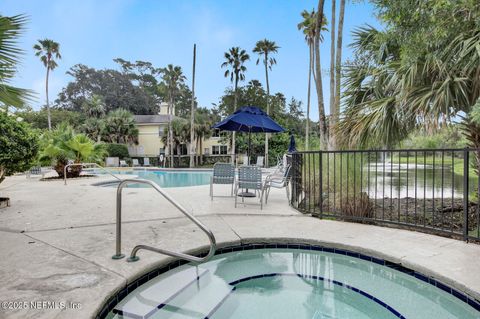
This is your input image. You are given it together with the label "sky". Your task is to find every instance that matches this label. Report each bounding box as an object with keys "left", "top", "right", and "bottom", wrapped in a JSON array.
[{"left": 3, "top": 0, "right": 382, "bottom": 120}]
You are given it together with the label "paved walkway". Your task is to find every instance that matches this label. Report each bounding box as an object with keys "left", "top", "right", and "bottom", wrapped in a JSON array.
[{"left": 1, "top": 174, "right": 480, "bottom": 318}]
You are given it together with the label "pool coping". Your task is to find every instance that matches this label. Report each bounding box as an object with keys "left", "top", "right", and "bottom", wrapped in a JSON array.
[
  {"left": 3, "top": 175, "right": 480, "bottom": 319},
  {"left": 96, "top": 241, "right": 480, "bottom": 319}
]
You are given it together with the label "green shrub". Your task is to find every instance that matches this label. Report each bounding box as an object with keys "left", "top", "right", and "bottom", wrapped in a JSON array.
[
  {"left": 39, "top": 123, "right": 107, "bottom": 178},
  {"left": 105, "top": 143, "right": 129, "bottom": 158},
  {"left": 400, "top": 125, "right": 467, "bottom": 149},
  {"left": 0, "top": 113, "right": 39, "bottom": 184}
]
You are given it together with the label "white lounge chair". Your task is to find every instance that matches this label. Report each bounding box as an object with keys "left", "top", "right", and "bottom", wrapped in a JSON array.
[
  {"left": 119, "top": 160, "right": 128, "bottom": 167},
  {"left": 132, "top": 159, "right": 140, "bottom": 167},
  {"left": 26, "top": 166, "right": 50, "bottom": 179},
  {"left": 255, "top": 156, "right": 264, "bottom": 168},
  {"left": 263, "top": 164, "right": 292, "bottom": 205},
  {"left": 143, "top": 158, "right": 151, "bottom": 167}
]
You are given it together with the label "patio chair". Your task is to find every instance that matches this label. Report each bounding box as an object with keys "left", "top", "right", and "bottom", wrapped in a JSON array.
[
  {"left": 210, "top": 163, "right": 235, "bottom": 200},
  {"left": 26, "top": 166, "right": 47, "bottom": 179},
  {"left": 263, "top": 164, "right": 292, "bottom": 205},
  {"left": 234, "top": 166, "right": 264, "bottom": 209},
  {"left": 255, "top": 156, "right": 264, "bottom": 168},
  {"left": 143, "top": 157, "right": 151, "bottom": 167},
  {"left": 242, "top": 155, "right": 249, "bottom": 166},
  {"left": 119, "top": 160, "right": 129, "bottom": 167},
  {"left": 132, "top": 159, "right": 140, "bottom": 167}
]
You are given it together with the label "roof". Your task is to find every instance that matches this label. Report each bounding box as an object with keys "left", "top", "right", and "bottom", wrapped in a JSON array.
[{"left": 134, "top": 114, "right": 173, "bottom": 124}]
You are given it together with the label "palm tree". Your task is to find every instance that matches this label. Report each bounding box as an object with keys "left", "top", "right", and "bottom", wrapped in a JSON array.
[
  {"left": 81, "top": 117, "right": 104, "bottom": 142},
  {"left": 102, "top": 109, "right": 138, "bottom": 144},
  {"left": 82, "top": 94, "right": 105, "bottom": 118},
  {"left": 253, "top": 39, "right": 279, "bottom": 166},
  {"left": 339, "top": 24, "right": 480, "bottom": 149},
  {"left": 298, "top": 9, "right": 327, "bottom": 150},
  {"left": 338, "top": 26, "right": 406, "bottom": 148},
  {"left": 329, "top": 1, "right": 336, "bottom": 148},
  {"left": 0, "top": 14, "right": 33, "bottom": 112},
  {"left": 33, "top": 39, "right": 61, "bottom": 130},
  {"left": 39, "top": 123, "right": 106, "bottom": 178},
  {"left": 161, "top": 119, "right": 190, "bottom": 165},
  {"left": 331, "top": 0, "right": 346, "bottom": 149},
  {"left": 161, "top": 64, "right": 186, "bottom": 167},
  {"left": 189, "top": 44, "right": 197, "bottom": 168},
  {"left": 194, "top": 123, "right": 212, "bottom": 165},
  {"left": 314, "top": 0, "right": 328, "bottom": 149},
  {"left": 221, "top": 47, "right": 250, "bottom": 164}
]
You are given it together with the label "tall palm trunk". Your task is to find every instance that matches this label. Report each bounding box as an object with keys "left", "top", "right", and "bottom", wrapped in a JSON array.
[
  {"left": 264, "top": 52, "right": 270, "bottom": 167},
  {"left": 329, "top": 0, "right": 336, "bottom": 148},
  {"left": 333, "top": 0, "right": 345, "bottom": 149},
  {"left": 199, "top": 135, "right": 204, "bottom": 165},
  {"left": 45, "top": 60, "right": 52, "bottom": 130},
  {"left": 189, "top": 44, "right": 196, "bottom": 168},
  {"left": 314, "top": 0, "right": 327, "bottom": 149},
  {"left": 168, "top": 96, "right": 174, "bottom": 168},
  {"left": 306, "top": 44, "right": 313, "bottom": 151},
  {"left": 232, "top": 76, "right": 239, "bottom": 164}
]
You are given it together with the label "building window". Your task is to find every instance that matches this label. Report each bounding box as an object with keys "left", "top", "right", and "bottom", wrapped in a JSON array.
[
  {"left": 204, "top": 148, "right": 210, "bottom": 155},
  {"left": 159, "top": 127, "right": 165, "bottom": 137},
  {"left": 212, "top": 145, "right": 228, "bottom": 155},
  {"left": 212, "top": 129, "right": 222, "bottom": 138}
]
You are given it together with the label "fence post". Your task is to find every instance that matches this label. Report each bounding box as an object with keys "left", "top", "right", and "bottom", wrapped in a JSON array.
[
  {"left": 291, "top": 153, "right": 297, "bottom": 207},
  {"left": 463, "top": 148, "right": 470, "bottom": 241},
  {"left": 319, "top": 151, "right": 323, "bottom": 219}
]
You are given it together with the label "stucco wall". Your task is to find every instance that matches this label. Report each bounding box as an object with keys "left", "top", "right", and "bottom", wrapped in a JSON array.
[{"left": 132, "top": 123, "right": 228, "bottom": 157}]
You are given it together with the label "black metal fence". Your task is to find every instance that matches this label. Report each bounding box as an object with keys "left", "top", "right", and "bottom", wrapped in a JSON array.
[{"left": 290, "top": 148, "right": 480, "bottom": 241}]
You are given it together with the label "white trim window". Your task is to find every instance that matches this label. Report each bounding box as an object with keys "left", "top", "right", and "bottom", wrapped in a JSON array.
[
  {"left": 212, "top": 129, "right": 223, "bottom": 138},
  {"left": 212, "top": 145, "right": 228, "bottom": 155}
]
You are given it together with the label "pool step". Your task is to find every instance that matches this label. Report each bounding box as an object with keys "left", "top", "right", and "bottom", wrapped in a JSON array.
[
  {"left": 156, "top": 272, "right": 232, "bottom": 318},
  {"left": 113, "top": 264, "right": 232, "bottom": 319},
  {"left": 113, "top": 265, "right": 208, "bottom": 318}
]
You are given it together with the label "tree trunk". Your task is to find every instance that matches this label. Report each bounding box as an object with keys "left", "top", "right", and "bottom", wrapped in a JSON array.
[
  {"left": 168, "top": 96, "right": 174, "bottom": 168},
  {"left": 333, "top": 0, "right": 346, "bottom": 150},
  {"left": 314, "top": 0, "right": 327, "bottom": 149},
  {"left": 46, "top": 64, "right": 52, "bottom": 130},
  {"left": 200, "top": 137, "right": 204, "bottom": 165},
  {"left": 264, "top": 52, "right": 270, "bottom": 167},
  {"left": 306, "top": 44, "right": 313, "bottom": 151},
  {"left": 190, "top": 44, "right": 196, "bottom": 168},
  {"left": 177, "top": 145, "right": 181, "bottom": 166},
  {"left": 0, "top": 165, "right": 6, "bottom": 184},
  {"left": 329, "top": 0, "right": 336, "bottom": 148}
]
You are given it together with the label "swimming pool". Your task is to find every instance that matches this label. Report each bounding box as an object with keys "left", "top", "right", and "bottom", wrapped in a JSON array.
[
  {"left": 104, "top": 245, "right": 480, "bottom": 318},
  {"left": 96, "top": 169, "right": 212, "bottom": 188}
]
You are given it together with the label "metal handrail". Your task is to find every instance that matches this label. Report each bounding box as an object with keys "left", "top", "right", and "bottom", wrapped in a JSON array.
[
  {"left": 112, "top": 179, "right": 216, "bottom": 263},
  {"left": 64, "top": 163, "right": 121, "bottom": 185}
]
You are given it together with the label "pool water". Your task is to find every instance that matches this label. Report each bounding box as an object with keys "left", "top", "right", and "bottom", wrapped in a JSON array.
[
  {"left": 99, "top": 170, "right": 212, "bottom": 188},
  {"left": 106, "top": 248, "right": 480, "bottom": 319}
]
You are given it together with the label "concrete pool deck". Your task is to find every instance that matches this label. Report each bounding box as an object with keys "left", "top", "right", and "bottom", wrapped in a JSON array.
[{"left": 1, "top": 173, "right": 480, "bottom": 318}]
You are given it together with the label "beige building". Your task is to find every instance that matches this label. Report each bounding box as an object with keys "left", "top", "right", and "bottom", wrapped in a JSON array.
[{"left": 128, "top": 102, "right": 228, "bottom": 158}]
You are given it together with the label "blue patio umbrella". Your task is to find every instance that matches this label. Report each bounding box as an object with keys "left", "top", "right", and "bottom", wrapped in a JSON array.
[
  {"left": 212, "top": 106, "right": 285, "bottom": 158},
  {"left": 288, "top": 134, "right": 297, "bottom": 153}
]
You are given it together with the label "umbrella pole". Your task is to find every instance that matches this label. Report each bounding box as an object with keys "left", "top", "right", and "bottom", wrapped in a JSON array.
[
  {"left": 240, "top": 128, "right": 256, "bottom": 197},
  {"left": 248, "top": 130, "right": 252, "bottom": 164}
]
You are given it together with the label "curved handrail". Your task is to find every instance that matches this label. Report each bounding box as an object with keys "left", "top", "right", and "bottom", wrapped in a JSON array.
[
  {"left": 112, "top": 179, "right": 216, "bottom": 263},
  {"left": 64, "top": 163, "right": 121, "bottom": 185}
]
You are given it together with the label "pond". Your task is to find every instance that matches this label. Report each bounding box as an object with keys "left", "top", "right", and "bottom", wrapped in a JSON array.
[{"left": 364, "top": 162, "right": 478, "bottom": 199}]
